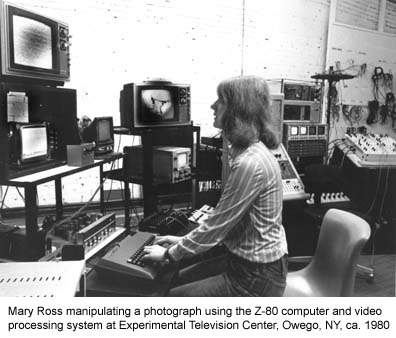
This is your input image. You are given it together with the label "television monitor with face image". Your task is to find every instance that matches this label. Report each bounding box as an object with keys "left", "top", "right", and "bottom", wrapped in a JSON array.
[{"left": 120, "top": 81, "right": 191, "bottom": 130}]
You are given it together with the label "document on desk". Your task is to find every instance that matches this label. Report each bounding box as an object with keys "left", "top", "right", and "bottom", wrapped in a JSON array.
[{"left": 0, "top": 260, "right": 85, "bottom": 297}]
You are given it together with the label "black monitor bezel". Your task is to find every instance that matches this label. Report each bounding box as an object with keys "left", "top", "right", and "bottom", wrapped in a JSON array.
[{"left": 19, "top": 123, "right": 48, "bottom": 163}]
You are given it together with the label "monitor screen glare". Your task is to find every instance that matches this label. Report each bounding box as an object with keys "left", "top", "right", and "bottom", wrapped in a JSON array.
[
  {"left": 177, "top": 153, "right": 188, "bottom": 168},
  {"left": 13, "top": 15, "right": 52, "bottom": 69},
  {"left": 21, "top": 126, "right": 47, "bottom": 160},
  {"left": 98, "top": 120, "right": 111, "bottom": 141},
  {"left": 141, "top": 89, "right": 175, "bottom": 120},
  {"left": 290, "top": 126, "right": 298, "bottom": 136}
]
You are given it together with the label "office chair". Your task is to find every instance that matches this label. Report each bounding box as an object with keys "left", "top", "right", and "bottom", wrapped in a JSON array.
[
  {"left": 284, "top": 208, "right": 371, "bottom": 297},
  {"left": 300, "top": 164, "right": 375, "bottom": 281}
]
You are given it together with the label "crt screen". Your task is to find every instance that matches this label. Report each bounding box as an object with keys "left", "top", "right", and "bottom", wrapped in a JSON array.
[
  {"left": 141, "top": 89, "right": 175, "bottom": 121},
  {"left": 97, "top": 120, "right": 111, "bottom": 141},
  {"left": 300, "top": 126, "right": 307, "bottom": 135},
  {"left": 20, "top": 126, "right": 47, "bottom": 161},
  {"left": 290, "top": 126, "right": 298, "bottom": 135},
  {"left": 177, "top": 153, "right": 188, "bottom": 167},
  {"left": 13, "top": 15, "right": 52, "bottom": 69}
]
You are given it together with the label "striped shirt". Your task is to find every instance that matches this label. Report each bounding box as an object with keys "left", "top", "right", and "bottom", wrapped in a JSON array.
[{"left": 168, "top": 141, "right": 288, "bottom": 263}]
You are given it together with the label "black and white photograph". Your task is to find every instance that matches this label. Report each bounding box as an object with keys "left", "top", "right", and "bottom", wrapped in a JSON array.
[{"left": 0, "top": 0, "right": 395, "bottom": 312}]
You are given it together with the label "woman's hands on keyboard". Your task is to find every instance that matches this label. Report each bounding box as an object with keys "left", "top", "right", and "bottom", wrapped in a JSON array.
[
  {"left": 141, "top": 236, "right": 182, "bottom": 265},
  {"left": 141, "top": 245, "right": 167, "bottom": 264}
]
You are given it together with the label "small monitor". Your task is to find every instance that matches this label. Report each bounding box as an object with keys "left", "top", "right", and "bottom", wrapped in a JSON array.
[
  {"left": 318, "top": 126, "right": 326, "bottom": 135},
  {"left": 93, "top": 117, "right": 114, "bottom": 155},
  {"left": 82, "top": 117, "right": 114, "bottom": 155},
  {"left": 290, "top": 126, "right": 299, "bottom": 136},
  {"left": 300, "top": 126, "right": 307, "bottom": 135},
  {"left": 96, "top": 117, "right": 113, "bottom": 143},
  {"left": 309, "top": 126, "right": 316, "bottom": 135},
  {"left": 19, "top": 124, "right": 48, "bottom": 162}
]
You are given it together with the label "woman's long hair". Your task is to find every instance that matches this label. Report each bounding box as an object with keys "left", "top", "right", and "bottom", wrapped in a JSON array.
[{"left": 217, "top": 75, "right": 279, "bottom": 150}]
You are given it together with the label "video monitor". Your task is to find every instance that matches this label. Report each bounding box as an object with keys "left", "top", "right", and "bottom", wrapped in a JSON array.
[
  {"left": 318, "top": 126, "right": 326, "bottom": 135},
  {"left": 20, "top": 124, "right": 48, "bottom": 162},
  {"left": 300, "top": 126, "right": 307, "bottom": 135},
  {"left": 97, "top": 118, "right": 112, "bottom": 142},
  {"left": 290, "top": 126, "right": 299, "bottom": 136},
  {"left": 119, "top": 81, "right": 191, "bottom": 129},
  {"left": 1, "top": 1, "right": 70, "bottom": 84},
  {"left": 141, "top": 89, "right": 175, "bottom": 122}
]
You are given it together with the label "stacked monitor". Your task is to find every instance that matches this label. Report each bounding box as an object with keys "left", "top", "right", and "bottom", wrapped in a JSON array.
[
  {"left": 9, "top": 123, "right": 48, "bottom": 165},
  {"left": 0, "top": 1, "right": 76, "bottom": 180},
  {"left": 0, "top": 0, "right": 70, "bottom": 85}
]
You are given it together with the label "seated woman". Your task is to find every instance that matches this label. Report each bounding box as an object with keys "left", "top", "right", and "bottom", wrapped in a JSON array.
[{"left": 141, "top": 75, "right": 288, "bottom": 297}]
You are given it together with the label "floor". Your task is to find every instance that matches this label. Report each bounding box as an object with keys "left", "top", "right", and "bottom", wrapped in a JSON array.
[{"left": 354, "top": 254, "right": 395, "bottom": 297}]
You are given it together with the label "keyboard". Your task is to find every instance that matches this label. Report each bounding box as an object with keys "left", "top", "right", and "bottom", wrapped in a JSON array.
[
  {"left": 94, "top": 232, "right": 161, "bottom": 280},
  {"left": 138, "top": 209, "right": 189, "bottom": 235}
]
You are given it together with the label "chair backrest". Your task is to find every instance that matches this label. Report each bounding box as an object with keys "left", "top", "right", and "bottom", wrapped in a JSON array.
[{"left": 306, "top": 208, "right": 371, "bottom": 296}]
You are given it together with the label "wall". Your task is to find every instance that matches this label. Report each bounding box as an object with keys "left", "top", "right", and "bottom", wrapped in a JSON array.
[
  {"left": 243, "top": 0, "right": 330, "bottom": 80},
  {"left": 326, "top": 0, "right": 396, "bottom": 142},
  {"left": 1, "top": 0, "right": 331, "bottom": 209}
]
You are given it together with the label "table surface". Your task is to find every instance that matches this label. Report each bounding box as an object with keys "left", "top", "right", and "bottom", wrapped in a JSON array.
[
  {"left": 0, "top": 260, "right": 85, "bottom": 297},
  {"left": 3, "top": 152, "right": 123, "bottom": 186}
]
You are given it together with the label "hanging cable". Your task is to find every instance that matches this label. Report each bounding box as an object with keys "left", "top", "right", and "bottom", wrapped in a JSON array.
[{"left": 240, "top": 0, "right": 245, "bottom": 76}]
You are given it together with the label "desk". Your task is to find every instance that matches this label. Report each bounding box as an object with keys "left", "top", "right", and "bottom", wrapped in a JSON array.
[{"left": 0, "top": 152, "right": 123, "bottom": 259}]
